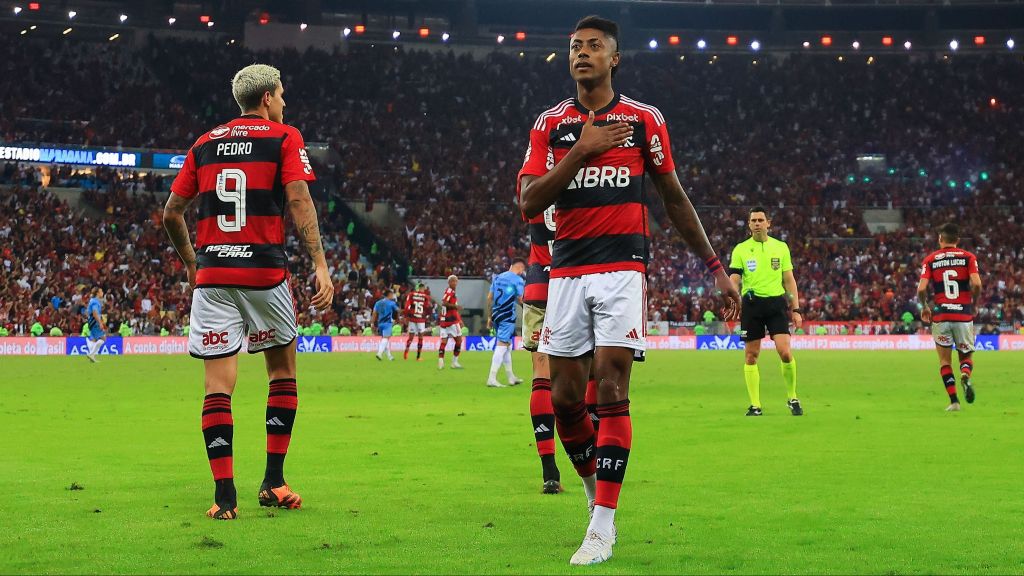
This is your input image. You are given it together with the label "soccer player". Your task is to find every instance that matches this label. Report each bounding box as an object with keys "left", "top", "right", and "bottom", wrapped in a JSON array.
[
  {"left": 163, "top": 64, "right": 334, "bottom": 520},
  {"left": 728, "top": 207, "right": 803, "bottom": 417},
  {"left": 437, "top": 274, "right": 464, "bottom": 370},
  {"left": 403, "top": 282, "right": 431, "bottom": 360},
  {"left": 83, "top": 287, "right": 107, "bottom": 363},
  {"left": 372, "top": 289, "right": 400, "bottom": 361},
  {"left": 518, "top": 15, "right": 741, "bottom": 565},
  {"left": 485, "top": 259, "right": 527, "bottom": 387},
  {"left": 916, "top": 223, "right": 982, "bottom": 411}
]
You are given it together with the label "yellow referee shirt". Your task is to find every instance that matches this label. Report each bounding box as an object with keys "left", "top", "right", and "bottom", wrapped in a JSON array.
[{"left": 729, "top": 235, "right": 793, "bottom": 298}]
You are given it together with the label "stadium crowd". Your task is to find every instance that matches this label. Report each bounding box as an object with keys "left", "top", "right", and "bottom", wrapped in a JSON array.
[{"left": 2, "top": 34, "right": 1023, "bottom": 335}]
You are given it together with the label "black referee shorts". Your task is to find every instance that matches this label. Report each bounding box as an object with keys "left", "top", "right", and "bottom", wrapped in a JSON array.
[{"left": 740, "top": 294, "right": 791, "bottom": 342}]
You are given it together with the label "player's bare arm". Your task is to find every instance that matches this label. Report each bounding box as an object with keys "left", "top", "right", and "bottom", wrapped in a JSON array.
[
  {"left": 783, "top": 270, "right": 802, "bottom": 330},
  {"left": 519, "top": 112, "right": 632, "bottom": 218},
  {"left": 163, "top": 192, "right": 198, "bottom": 289},
  {"left": 285, "top": 180, "right": 333, "bottom": 311},
  {"left": 916, "top": 277, "right": 932, "bottom": 323},
  {"left": 649, "top": 169, "right": 741, "bottom": 320},
  {"left": 485, "top": 292, "right": 494, "bottom": 330},
  {"left": 92, "top": 309, "right": 106, "bottom": 333},
  {"left": 970, "top": 272, "right": 982, "bottom": 306}
]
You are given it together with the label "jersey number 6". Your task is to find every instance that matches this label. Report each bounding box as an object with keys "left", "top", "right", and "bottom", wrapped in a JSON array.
[{"left": 942, "top": 269, "right": 960, "bottom": 300}]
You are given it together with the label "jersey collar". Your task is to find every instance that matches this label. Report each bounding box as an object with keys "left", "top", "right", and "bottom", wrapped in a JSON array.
[{"left": 573, "top": 93, "right": 620, "bottom": 116}]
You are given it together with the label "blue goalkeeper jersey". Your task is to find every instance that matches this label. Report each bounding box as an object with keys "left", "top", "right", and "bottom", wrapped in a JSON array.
[{"left": 490, "top": 271, "right": 525, "bottom": 325}]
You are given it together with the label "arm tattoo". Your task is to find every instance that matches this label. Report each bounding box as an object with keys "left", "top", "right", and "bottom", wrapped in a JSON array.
[{"left": 163, "top": 194, "right": 196, "bottom": 266}]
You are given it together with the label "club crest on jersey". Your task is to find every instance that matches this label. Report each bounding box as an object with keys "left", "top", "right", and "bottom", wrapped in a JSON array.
[
  {"left": 209, "top": 126, "right": 230, "bottom": 139},
  {"left": 771, "top": 257, "right": 781, "bottom": 270},
  {"left": 746, "top": 259, "right": 757, "bottom": 272}
]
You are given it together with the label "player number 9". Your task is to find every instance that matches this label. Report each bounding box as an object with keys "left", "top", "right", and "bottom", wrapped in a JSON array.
[{"left": 215, "top": 168, "right": 247, "bottom": 233}]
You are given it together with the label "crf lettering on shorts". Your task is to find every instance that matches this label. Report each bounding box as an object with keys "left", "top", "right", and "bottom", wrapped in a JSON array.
[
  {"left": 202, "top": 331, "right": 230, "bottom": 347},
  {"left": 566, "top": 166, "right": 631, "bottom": 190}
]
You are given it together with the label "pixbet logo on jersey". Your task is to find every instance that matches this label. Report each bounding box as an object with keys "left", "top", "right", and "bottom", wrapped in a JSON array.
[
  {"left": 202, "top": 331, "right": 230, "bottom": 347},
  {"left": 205, "top": 244, "right": 254, "bottom": 258}
]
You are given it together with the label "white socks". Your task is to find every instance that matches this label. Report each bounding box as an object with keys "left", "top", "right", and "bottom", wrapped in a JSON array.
[
  {"left": 377, "top": 337, "right": 391, "bottom": 358},
  {"left": 87, "top": 339, "right": 102, "bottom": 356},
  {"left": 489, "top": 343, "right": 508, "bottom": 378},
  {"left": 582, "top": 473, "right": 597, "bottom": 502},
  {"left": 588, "top": 505, "right": 616, "bottom": 539},
  {"left": 502, "top": 344, "right": 514, "bottom": 377}
]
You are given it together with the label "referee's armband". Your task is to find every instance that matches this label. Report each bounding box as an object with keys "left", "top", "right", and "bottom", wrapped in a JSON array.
[{"left": 704, "top": 255, "right": 724, "bottom": 275}]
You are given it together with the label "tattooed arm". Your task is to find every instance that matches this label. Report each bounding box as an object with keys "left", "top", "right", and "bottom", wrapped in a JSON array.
[
  {"left": 163, "top": 192, "right": 198, "bottom": 289},
  {"left": 285, "top": 180, "right": 334, "bottom": 310}
]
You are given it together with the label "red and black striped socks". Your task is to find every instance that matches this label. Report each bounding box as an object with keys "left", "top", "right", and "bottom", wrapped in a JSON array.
[
  {"left": 530, "top": 378, "right": 559, "bottom": 481},
  {"left": 589, "top": 399, "right": 632, "bottom": 538},
  {"left": 554, "top": 400, "right": 597, "bottom": 478},
  {"left": 585, "top": 379, "right": 600, "bottom": 433},
  {"left": 940, "top": 365, "right": 958, "bottom": 403},
  {"left": 202, "top": 393, "right": 235, "bottom": 503},
  {"left": 265, "top": 378, "right": 298, "bottom": 487},
  {"left": 959, "top": 356, "right": 973, "bottom": 379}
]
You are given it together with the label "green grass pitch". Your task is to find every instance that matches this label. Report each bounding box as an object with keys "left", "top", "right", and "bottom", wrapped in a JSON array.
[{"left": 3, "top": 350, "right": 1023, "bottom": 574}]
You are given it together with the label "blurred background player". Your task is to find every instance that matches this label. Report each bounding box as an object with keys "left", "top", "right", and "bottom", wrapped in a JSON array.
[
  {"left": 728, "top": 207, "right": 803, "bottom": 417},
  {"left": 163, "top": 64, "right": 333, "bottom": 520},
  {"left": 916, "top": 223, "right": 982, "bottom": 411},
  {"left": 437, "top": 275, "right": 464, "bottom": 370},
  {"left": 83, "top": 287, "right": 107, "bottom": 363},
  {"left": 372, "top": 289, "right": 400, "bottom": 361},
  {"left": 519, "top": 15, "right": 741, "bottom": 565},
  {"left": 403, "top": 282, "right": 430, "bottom": 361},
  {"left": 485, "top": 259, "right": 527, "bottom": 388}
]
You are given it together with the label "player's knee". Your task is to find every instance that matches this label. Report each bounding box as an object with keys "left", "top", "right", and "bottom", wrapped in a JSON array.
[
  {"left": 745, "top": 351, "right": 759, "bottom": 364},
  {"left": 778, "top": 350, "right": 793, "bottom": 363},
  {"left": 550, "top": 385, "right": 584, "bottom": 412}
]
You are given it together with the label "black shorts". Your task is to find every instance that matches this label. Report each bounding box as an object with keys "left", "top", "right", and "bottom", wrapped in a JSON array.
[{"left": 740, "top": 295, "right": 791, "bottom": 342}]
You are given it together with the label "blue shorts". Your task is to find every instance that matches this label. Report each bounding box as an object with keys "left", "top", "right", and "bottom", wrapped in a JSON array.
[
  {"left": 89, "top": 329, "right": 106, "bottom": 341},
  {"left": 495, "top": 321, "right": 516, "bottom": 343},
  {"left": 377, "top": 324, "right": 393, "bottom": 337}
]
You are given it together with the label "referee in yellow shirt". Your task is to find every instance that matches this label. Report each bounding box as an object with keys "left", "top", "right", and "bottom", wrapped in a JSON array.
[{"left": 728, "top": 207, "right": 803, "bottom": 416}]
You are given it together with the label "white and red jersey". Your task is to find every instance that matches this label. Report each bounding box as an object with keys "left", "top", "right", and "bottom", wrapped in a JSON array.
[
  {"left": 518, "top": 94, "right": 676, "bottom": 279},
  {"left": 171, "top": 115, "right": 315, "bottom": 288},
  {"left": 439, "top": 287, "right": 462, "bottom": 328},
  {"left": 920, "top": 247, "right": 980, "bottom": 322},
  {"left": 404, "top": 290, "right": 431, "bottom": 323}
]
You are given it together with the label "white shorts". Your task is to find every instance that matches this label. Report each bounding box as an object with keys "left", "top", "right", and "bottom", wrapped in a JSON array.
[
  {"left": 539, "top": 270, "right": 646, "bottom": 357},
  {"left": 932, "top": 321, "right": 975, "bottom": 353},
  {"left": 188, "top": 282, "right": 297, "bottom": 359},
  {"left": 439, "top": 323, "right": 462, "bottom": 339},
  {"left": 408, "top": 322, "right": 427, "bottom": 335}
]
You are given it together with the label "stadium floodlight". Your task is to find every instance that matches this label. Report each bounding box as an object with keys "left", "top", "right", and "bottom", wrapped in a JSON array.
[
  {"left": 119, "top": 14, "right": 127, "bottom": 23},
  {"left": 697, "top": 39, "right": 707, "bottom": 49},
  {"left": 648, "top": 39, "right": 658, "bottom": 49},
  {"left": 1007, "top": 39, "right": 1015, "bottom": 49},
  {"left": 441, "top": 32, "right": 450, "bottom": 42},
  {"left": 167, "top": 17, "right": 176, "bottom": 25},
  {"left": 109, "top": 33, "right": 119, "bottom": 41},
  {"left": 497, "top": 34, "right": 505, "bottom": 44},
  {"left": 392, "top": 30, "right": 400, "bottom": 39},
  {"left": 949, "top": 40, "right": 958, "bottom": 51},
  {"left": 545, "top": 52, "right": 556, "bottom": 62},
  {"left": 207, "top": 21, "right": 214, "bottom": 28},
  {"left": 300, "top": 23, "right": 308, "bottom": 31},
  {"left": 852, "top": 40, "right": 861, "bottom": 50},
  {"left": 750, "top": 40, "right": 761, "bottom": 51},
  {"left": 68, "top": 10, "right": 76, "bottom": 19},
  {"left": 342, "top": 27, "right": 351, "bottom": 37},
  {"left": 13, "top": 7, "right": 22, "bottom": 15},
  {"left": 904, "top": 40, "right": 912, "bottom": 50},
  {"left": 63, "top": 27, "right": 72, "bottom": 35},
  {"left": 20, "top": 29, "right": 27, "bottom": 35}
]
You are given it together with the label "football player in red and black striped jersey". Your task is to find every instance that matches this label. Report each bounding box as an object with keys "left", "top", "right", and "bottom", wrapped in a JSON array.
[
  {"left": 916, "top": 222, "right": 983, "bottom": 411},
  {"left": 519, "top": 15, "right": 741, "bottom": 565},
  {"left": 164, "top": 64, "right": 334, "bottom": 520}
]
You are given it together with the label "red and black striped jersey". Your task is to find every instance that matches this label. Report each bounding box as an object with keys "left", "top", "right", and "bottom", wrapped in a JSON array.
[
  {"left": 518, "top": 94, "right": 675, "bottom": 279},
  {"left": 404, "top": 290, "right": 431, "bottom": 322},
  {"left": 920, "top": 247, "right": 980, "bottom": 322},
  {"left": 439, "top": 287, "right": 462, "bottom": 327},
  {"left": 171, "top": 114, "right": 315, "bottom": 288},
  {"left": 518, "top": 199, "right": 555, "bottom": 307}
]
